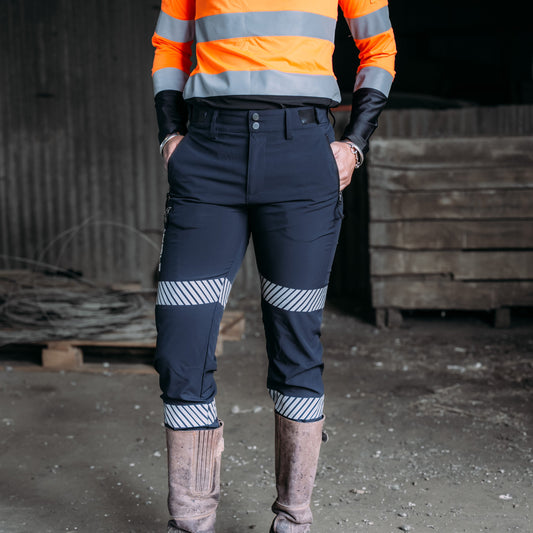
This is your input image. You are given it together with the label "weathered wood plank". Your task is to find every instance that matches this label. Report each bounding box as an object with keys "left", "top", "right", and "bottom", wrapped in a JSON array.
[
  {"left": 494, "top": 308, "right": 511, "bottom": 328},
  {"left": 370, "top": 189, "right": 533, "bottom": 221},
  {"left": 373, "top": 308, "right": 404, "bottom": 328},
  {"left": 33, "top": 311, "right": 245, "bottom": 371},
  {"left": 369, "top": 137, "right": 533, "bottom": 167},
  {"left": 373, "top": 106, "right": 533, "bottom": 139},
  {"left": 368, "top": 166, "right": 533, "bottom": 192},
  {"left": 370, "top": 250, "right": 533, "bottom": 280},
  {"left": 42, "top": 344, "right": 83, "bottom": 369},
  {"left": 371, "top": 280, "right": 533, "bottom": 309},
  {"left": 374, "top": 308, "right": 387, "bottom": 328},
  {"left": 370, "top": 220, "right": 533, "bottom": 249},
  {"left": 219, "top": 311, "right": 246, "bottom": 341}
]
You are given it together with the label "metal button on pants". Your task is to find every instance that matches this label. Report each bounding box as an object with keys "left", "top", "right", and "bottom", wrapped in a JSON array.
[{"left": 155, "top": 106, "right": 343, "bottom": 429}]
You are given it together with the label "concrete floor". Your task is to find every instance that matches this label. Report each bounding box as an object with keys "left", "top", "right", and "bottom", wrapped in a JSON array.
[{"left": 0, "top": 301, "right": 532, "bottom": 532}]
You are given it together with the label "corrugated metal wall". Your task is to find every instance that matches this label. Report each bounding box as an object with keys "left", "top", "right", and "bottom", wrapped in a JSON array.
[{"left": 0, "top": 0, "right": 164, "bottom": 286}]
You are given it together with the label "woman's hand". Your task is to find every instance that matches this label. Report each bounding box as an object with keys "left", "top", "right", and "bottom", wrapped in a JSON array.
[
  {"left": 163, "top": 134, "right": 185, "bottom": 170},
  {"left": 330, "top": 141, "right": 357, "bottom": 191}
]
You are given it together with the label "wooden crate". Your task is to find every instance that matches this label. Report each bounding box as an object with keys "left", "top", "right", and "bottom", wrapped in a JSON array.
[{"left": 368, "top": 136, "right": 533, "bottom": 327}]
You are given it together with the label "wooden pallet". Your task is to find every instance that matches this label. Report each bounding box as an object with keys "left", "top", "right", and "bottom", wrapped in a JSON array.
[
  {"left": 368, "top": 136, "right": 533, "bottom": 328},
  {"left": 5, "top": 311, "right": 245, "bottom": 373}
]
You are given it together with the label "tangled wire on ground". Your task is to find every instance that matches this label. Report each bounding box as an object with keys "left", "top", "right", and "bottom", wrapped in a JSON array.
[{"left": 0, "top": 265, "right": 156, "bottom": 346}]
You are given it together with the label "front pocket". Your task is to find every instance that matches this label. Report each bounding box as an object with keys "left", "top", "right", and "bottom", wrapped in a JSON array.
[
  {"left": 167, "top": 134, "right": 190, "bottom": 169},
  {"left": 322, "top": 133, "right": 341, "bottom": 197}
]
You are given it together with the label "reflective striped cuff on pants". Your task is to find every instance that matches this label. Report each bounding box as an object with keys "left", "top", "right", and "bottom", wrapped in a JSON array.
[
  {"left": 164, "top": 400, "right": 218, "bottom": 429},
  {"left": 269, "top": 389, "right": 324, "bottom": 421}
]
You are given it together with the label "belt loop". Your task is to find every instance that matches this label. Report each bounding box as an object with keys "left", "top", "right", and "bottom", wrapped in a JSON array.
[
  {"left": 314, "top": 107, "right": 321, "bottom": 124},
  {"left": 209, "top": 109, "right": 219, "bottom": 140},
  {"left": 284, "top": 109, "right": 293, "bottom": 140}
]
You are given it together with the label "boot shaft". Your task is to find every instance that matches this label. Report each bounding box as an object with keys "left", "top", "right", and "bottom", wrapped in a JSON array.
[
  {"left": 166, "top": 422, "right": 224, "bottom": 532},
  {"left": 271, "top": 414, "right": 324, "bottom": 531}
]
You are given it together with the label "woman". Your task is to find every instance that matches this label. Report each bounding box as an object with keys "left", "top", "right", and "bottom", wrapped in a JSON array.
[{"left": 151, "top": 1, "right": 396, "bottom": 531}]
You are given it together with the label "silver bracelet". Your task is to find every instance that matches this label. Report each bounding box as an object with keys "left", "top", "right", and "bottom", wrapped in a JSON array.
[
  {"left": 159, "top": 133, "right": 180, "bottom": 156},
  {"left": 342, "top": 140, "right": 364, "bottom": 168}
]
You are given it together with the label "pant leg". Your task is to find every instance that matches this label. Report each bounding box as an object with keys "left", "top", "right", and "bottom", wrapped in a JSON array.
[
  {"left": 250, "top": 117, "right": 343, "bottom": 422},
  {"left": 155, "top": 126, "right": 249, "bottom": 429}
]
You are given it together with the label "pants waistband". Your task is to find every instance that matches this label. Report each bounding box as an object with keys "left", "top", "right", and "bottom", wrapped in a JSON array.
[{"left": 188, "top": 105, "right": 330, "bottom": 134}]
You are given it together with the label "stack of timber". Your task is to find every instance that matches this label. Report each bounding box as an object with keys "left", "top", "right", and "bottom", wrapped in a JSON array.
[{"left": 368, "top": 136, "right": 533, "bottom": 327}]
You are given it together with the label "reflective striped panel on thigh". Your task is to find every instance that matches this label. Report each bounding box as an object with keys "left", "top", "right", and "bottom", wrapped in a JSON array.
[
  {"left": 260, "top": 275, "right": 327, "bottom": 313},
  {"left": 157, "top": 278, "right": 232, "bottom": 307}
]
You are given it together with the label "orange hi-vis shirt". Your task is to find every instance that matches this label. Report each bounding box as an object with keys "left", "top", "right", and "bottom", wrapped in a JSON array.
[{"left": 152, "top": 0, "right": 396, "bottom": 104}]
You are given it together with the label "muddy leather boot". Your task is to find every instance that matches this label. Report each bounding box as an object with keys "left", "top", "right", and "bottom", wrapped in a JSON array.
[
  {"left": 166, "top": 421, "right": 224, "bottom": 533},
  {"left": 270, "top": 414, "right": 324, "bottom": 533}
]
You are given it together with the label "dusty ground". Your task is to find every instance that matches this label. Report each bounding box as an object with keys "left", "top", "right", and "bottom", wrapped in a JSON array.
[{"left": 0, "top": 300, "right": 532, "bottom": 533}]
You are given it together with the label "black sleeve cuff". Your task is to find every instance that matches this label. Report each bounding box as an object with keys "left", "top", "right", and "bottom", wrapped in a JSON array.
[
  {"left": 154, "top": 90, "right": 189, "bottom": 144},
  {"left": 341, "top": 87, "right": 388, "bottom": 155}
]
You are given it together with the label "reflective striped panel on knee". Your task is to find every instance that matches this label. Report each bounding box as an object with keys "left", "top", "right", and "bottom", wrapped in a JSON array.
[
  {"left": 157, "top": 277, "right": 232, "bottom": 307},
  {"left": 260, "top": 275, "right": 327, "bottom": 312},
  {"left": 269, "top": 389, "right": 324, "bottom": 421}
]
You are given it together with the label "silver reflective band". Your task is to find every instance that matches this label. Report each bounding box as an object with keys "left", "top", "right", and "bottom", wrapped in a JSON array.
[
  {"left": 164, "top": 401, "right": 218, "bottom": 429},
  {"left": 153, "top": 67, "right": 189, "bottom": 95},
  {"left": 269, "top": 389, "right": 324, "bottom": 421},
  {"left": 353, "top": 65, "right": 394, "bottom": 96},
  {"left": 346, "top": 6, "right": 392, "bottom": 41},
  {"left": 155, "top": 11, "right": 195, "bottom": 43},
  {"left": 157, "top": 278, "right": 232, "bottom": 308},
  {"left": 260, "top": 275, "right": 328, "bottom": 313},
  {"left": 195, "top": 10, "right": 336, "bottom": 43},
  {"left": 184, "top": 70, "right": 341, "bottom": 103}
]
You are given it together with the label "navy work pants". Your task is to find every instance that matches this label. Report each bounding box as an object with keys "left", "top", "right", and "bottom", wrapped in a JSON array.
[{"left": 155, "top": 106, "right": 343, "bottom": 429}]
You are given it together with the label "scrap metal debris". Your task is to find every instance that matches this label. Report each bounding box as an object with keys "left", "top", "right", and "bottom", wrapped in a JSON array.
[{"left": 0, "top": 270, "right": 155, "bottom": 345}]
